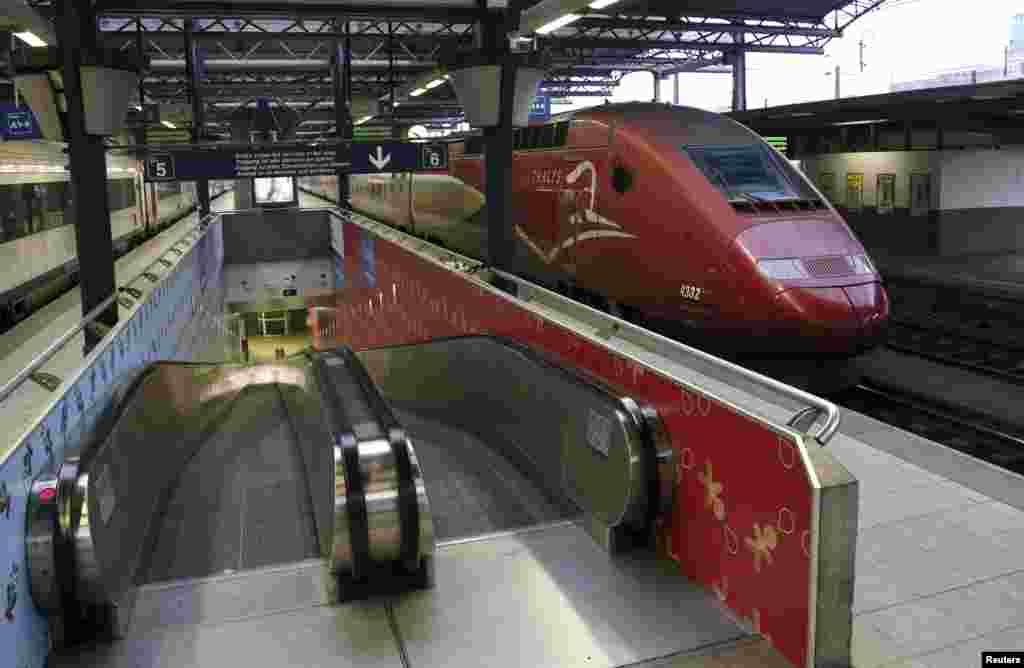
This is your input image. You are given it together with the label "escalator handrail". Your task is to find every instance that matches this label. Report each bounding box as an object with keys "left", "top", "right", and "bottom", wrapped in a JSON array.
[
  {"left": 310, "top": 353, "right": 371, "bottom": 580},
  {"left": 326, "top": 346, "right": 420, "bottom": 570},
  {"left": 352, "top": 334, "right": 661, "bottom": 530}
]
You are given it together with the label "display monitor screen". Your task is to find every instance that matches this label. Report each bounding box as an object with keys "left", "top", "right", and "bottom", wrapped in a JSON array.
[{"left": 254, "top": 177, "right": 296, "bottom": 205}]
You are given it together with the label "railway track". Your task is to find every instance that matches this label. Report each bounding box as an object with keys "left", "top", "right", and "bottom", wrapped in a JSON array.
[
  {"left": 832, "top": 383, "right": 1024, "bottom": 475},
  {"left": 885, "top": 319, "right": 1024, "bottom": 384}
]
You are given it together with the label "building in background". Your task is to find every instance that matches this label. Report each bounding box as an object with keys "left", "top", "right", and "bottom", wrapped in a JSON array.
[{"left": 891, "top": 13, "right": 1024, "bottom": 91}]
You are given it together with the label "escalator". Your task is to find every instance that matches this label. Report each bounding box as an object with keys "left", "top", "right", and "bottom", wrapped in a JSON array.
[{"left": 25, "top": 336, "right": 748, "bottom": 667}]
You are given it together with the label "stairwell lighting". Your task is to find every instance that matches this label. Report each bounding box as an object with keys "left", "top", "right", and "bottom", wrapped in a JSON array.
[{"left": 13, "top": 31, "right": 46, "bottom": 48}]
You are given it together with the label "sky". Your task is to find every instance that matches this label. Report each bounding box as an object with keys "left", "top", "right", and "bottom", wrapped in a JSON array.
[{"left": 556, "top": 0, "right": 1024, "bottom": 113}]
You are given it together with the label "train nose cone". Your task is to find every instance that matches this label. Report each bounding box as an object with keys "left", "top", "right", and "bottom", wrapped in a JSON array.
[
  {"left": 775, "top": 286, "right": 860, "bottom": 334},
  {"left": 842, "top": 282, "right": 890, "bottom": 339}
]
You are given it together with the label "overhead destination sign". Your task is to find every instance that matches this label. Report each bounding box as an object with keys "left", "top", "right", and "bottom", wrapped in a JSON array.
[
  {"left": 145, "top": 146, "right": 345, "bottom": 182},
  {"left": 350, "top": 141, "right": 447, "bottom": 172},
  {"left": 144, "top": 141, "right": 447, "bottom": 182}
]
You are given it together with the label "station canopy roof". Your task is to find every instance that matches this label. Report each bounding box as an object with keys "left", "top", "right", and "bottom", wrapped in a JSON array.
[
  {"left": 730, "top": 79, "right": 1024, "bottom": 141},
  {"left": 16, "top": 0, "right": 888, "bottom": 139}
]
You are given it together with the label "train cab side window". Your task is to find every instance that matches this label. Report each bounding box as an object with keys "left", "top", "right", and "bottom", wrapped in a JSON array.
[
  {"left": 515, "top": 122, "right": 569, "bottom": 151},
  {"left": 612, "top": 165, "right": 633, "bottom": 194}
]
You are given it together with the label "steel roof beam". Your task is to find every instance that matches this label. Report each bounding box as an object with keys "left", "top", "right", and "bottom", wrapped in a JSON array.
[
  {"left": 148, "top": 58, "right": 430, "bottom": 69},
  {"left": 93, "top": 2, "right": 489, "bottom": 22},
  {"left": 570, "top": 16, "right": 837, "bottom": 38},
  {"left": 544, "top": 37, "right": 823, "bottom": 55}
]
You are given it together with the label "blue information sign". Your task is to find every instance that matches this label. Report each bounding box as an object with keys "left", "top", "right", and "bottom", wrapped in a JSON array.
[
  {"left": 529, "top": 95, "right": 551, "bottom": 121},
  {"left": 143, "top": 141, "right": 449, "bottom": 182},
  {"left": 0, "top": 105, "right": 42, "bottom": 140},
  {"left": 349, "top": 141, "right": 448, "bottom": 174},
  {"left": 144, "top": 146, "right": 347, "bottom": 182}
]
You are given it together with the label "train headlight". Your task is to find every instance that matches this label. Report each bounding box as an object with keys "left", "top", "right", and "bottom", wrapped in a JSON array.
[
  {"left": 757, "top": 259, "right": 809, "bottom": 280},
  {"left": 849, "top": 254, "right": 876, "bottom": 275}
]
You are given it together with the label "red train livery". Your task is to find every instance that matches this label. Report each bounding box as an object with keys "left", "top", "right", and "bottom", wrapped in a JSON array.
[{"left": 333, "top": 101, "right": 889, "bottom": 360}]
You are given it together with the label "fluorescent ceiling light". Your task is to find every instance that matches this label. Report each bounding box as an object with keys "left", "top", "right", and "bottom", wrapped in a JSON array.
[
  {"left": 536, "top": 14, "right": 580, "bottom": 34},
  {"left": 14, "top": 31, "right": 46, "bottom": 48},
  {"left": 135, "top": 105, "right": 143, "bottom": 111},
  {"left": 425, "top": 79, "right": 445, "bottom": 89},
  {"left": 589, "top": 0, "right": 619, "bottom": 9},
  {"left": 161, "top": 120, "right": 177, "bottom": 129},
  {"left": 355, "top": 115, "right": 373, "bottom": 125},
  {"left": 831, "top": 118, "right": 889, "bottom": 126},
  {"left": 410, "top": 88, "right": 427, "bottom": 97}
]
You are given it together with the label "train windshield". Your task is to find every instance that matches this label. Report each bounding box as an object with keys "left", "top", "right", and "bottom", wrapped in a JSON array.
[{"left": 683, "top": 144, "right": 811, "bottom": 203}]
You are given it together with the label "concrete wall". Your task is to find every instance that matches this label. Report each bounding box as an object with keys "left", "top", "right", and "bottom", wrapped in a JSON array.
[
  {"left": 221, "top": 209, "right": 331, "bottom": 265},
  {"left": 800, "top": 149, "right": 1024, "bottom": 258}
]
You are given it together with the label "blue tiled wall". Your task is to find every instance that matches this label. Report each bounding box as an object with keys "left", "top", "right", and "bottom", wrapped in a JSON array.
[{"left": 0, "top": 219, "right": 235, "bottom": 667}]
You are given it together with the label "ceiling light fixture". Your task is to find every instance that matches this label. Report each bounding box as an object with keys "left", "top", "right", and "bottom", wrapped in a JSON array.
[
  {"left": 14, "top": 31, "right": 46, "bottom": 48},
  {"left": 410, "top": 87, "right": 427, "bottom": 97},
  {"left": 161, "top": 120, "right": 176, "bottom": 129},
  {"left": 425, "top": 79, "right": 445, "bottom": 90},
  {"left": 589, "top": 0, "right": 620, "bottom": 9},
  {"left": 831, "top": 118, "right": 889, "bottom": 126},
  {"left": 536, "top": 14, "right": 581, "bottom": 34}
]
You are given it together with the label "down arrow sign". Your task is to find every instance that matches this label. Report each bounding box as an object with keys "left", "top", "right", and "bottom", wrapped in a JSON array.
[{"left": 369, "top": 145, "right": 391, "bottom": 170}]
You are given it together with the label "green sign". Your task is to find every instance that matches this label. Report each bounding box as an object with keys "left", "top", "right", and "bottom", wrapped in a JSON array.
[
  {"left": 146, "top": 128, "right": 193, "bottom": 145},
  {"left": 765, "top": 136, "right": 788, "bottom": 153}
]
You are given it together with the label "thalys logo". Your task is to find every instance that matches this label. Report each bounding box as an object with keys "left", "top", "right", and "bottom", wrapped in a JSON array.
[{"left": 517, "top": 161, "right": 636, "bottom": 265}]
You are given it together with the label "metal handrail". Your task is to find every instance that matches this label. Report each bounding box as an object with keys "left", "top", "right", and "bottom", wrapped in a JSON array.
[
  {"left": 494, "top": 268, "right": 842, "bottom": 446},
  {"left": 0, "top": 211, "right": 218, "bottom": 406},
  {"left": 332, "top": 206, "right": 841, "bottom": 446}
]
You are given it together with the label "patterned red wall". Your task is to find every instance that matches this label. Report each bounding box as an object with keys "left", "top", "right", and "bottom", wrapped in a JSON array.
[{"left": 314, "top": 221, "right": 819, "bottom": 668}]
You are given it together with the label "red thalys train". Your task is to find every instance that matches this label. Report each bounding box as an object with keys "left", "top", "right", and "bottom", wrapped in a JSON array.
[{"left": 310, "top": 102, "right": 889, "bottom": 363}]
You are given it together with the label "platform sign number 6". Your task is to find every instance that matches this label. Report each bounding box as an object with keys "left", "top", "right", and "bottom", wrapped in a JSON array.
[
  {"left": 420, "top": 144, "right": 447, "bottom": 171},
  {"left": 146, "top": 153, "right": 175, "bottom": 181}
]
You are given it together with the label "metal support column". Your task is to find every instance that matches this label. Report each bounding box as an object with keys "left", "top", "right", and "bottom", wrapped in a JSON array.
[
  {"left": 389, "top": 22, "right": 399, "bottom": 140},
  {"left": 57, "top": 0, "right": 117, "bottom": 353},
  {"left": 673, "top": 72, "right": 679, "bottom": 105},
  {"left": 652, "top": 72, "right": 660, "bottom": 102},
  {"left": 481, "top": 2, "right": 517, "bottom": 274},
  {"left": 730, "top": 49, "right": 747, "bottom": 111},
  {"left": 332, "top": 23, "right": 352, "bottom": 204},
  {"left": 184, "top": 19, "right": 210, "bottom": 215},
  {"left": 135, "top": 18, "right": 145, "bottom": 111}
]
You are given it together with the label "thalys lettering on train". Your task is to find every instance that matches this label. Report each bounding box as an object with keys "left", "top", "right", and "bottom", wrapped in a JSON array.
[{"left": 305, "top": 101, "right": 889, "bottom": 366}]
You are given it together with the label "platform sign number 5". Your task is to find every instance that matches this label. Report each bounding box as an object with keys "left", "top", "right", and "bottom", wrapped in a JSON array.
[
  {"left": 146, "top": 153, "right": 175, "bottom": 181},
  {"left": 420, "top": 144, "right": 447, "bottom": 171}
]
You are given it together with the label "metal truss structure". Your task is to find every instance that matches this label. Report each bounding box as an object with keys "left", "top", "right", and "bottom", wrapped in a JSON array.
[{"left": 16, "top": 1, "right": 891, "bottom": 134}]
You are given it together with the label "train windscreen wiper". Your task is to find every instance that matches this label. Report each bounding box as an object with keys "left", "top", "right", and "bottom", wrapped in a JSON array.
[{"left": 737, "top": 192, "right": 782, "bottom": 213}]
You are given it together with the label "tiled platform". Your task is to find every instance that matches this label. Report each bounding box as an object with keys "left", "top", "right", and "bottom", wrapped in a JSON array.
[
  {"left": 55, "top": 522, "right": 756, "bottom": 668},
  {"left": 833, "top": 409, "right": 1024, "bottom": 667}
]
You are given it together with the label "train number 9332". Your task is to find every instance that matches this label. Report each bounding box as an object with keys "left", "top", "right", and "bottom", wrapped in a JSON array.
[{"left": 680, "top": 284, "right": 703, "bottom": 301}]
